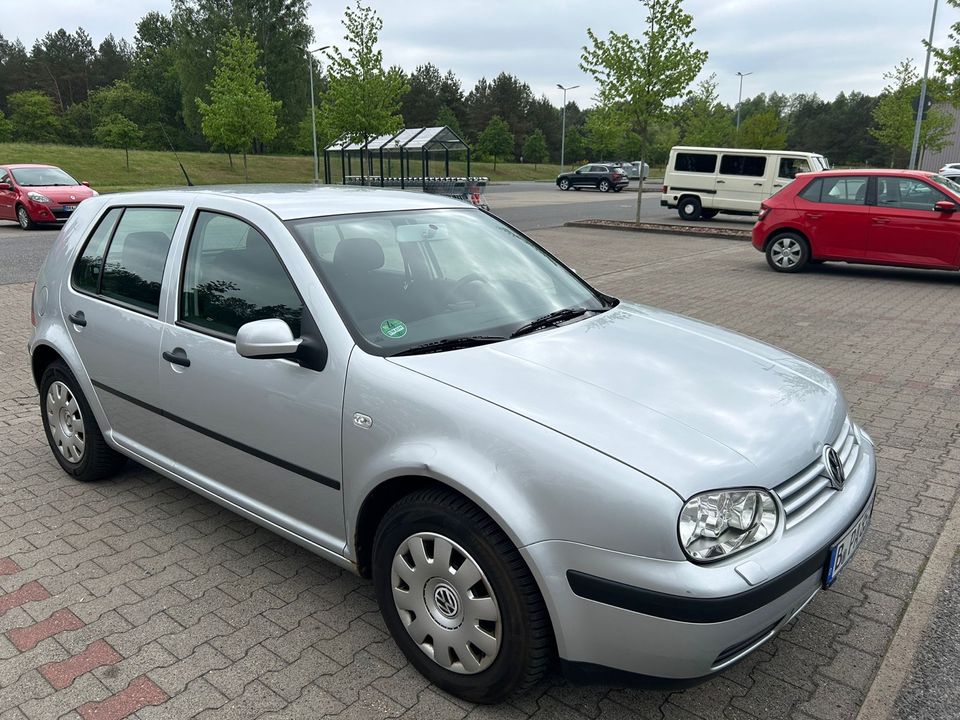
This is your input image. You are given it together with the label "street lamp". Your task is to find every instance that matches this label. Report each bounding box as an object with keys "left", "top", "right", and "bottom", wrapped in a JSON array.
[
  {"left": 910, "top": 0, "right": 939, "bottom": 169},
  {"left": 557, "top": 83, "right": 579, "bottom": 172},
  {"left": 304, "top": 45, "right": 331, "bottom": 184},
  {"left": 735, "top": 71, "right": 753, "bottom": 141}
]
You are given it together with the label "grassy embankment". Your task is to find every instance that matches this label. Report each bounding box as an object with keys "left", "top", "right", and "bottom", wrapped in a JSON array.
[{"left": 0, "top": 143, "right": 563, "bottom": 193}]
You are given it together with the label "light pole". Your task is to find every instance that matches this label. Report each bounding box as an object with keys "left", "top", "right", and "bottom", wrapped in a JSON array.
[
  {"left": 557, "top": 83, "right": 579, "bottom": 172},
  {"left": 735, "top": 71, "right": 753, "bottom": 141},
  {"left": 304, "top": 45, "right": 331, "bottom": 184},
  {"left": 910, "top": 0, "right": 939, "bottom": 170}
]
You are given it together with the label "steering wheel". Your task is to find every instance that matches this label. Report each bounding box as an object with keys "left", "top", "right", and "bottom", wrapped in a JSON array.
[{"left": 443, "top": 273, "right": 492, "bottom": 308}]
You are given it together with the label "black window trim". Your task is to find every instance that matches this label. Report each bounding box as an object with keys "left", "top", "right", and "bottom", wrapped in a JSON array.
[
  {"left": 175, "top": 207, "right": 309, "bottom": 344},
  {"left": 69, "top": 203, "right": 185, "bottom": 320},
  {"left": 718, "top": 153, "right": 767, "bottom": 178}
]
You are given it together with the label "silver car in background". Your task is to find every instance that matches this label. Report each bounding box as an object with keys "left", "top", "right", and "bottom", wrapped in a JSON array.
[{"left": 29, "top": 186, "right": 876, "bottom": 702}]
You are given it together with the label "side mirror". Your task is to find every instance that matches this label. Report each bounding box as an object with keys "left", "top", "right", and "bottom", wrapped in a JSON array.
[
  {"left": 575, "top": 169, "right": 581, "bottom": 174},
  {"left": 935, "top": 200, "right": 957, "bottom": 213},
  {"left": 236, "top": 318, "right": 301, "bottom": 359},
  {"left": 81, "top": 181, "right": 90, "bottom": 187},
  {"left": 0, "top": 182, "right": 10, "bottom": 191}
]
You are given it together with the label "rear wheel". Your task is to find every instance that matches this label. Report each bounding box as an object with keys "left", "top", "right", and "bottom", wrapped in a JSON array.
[
  {"left": 40, "top": 360, "right": 126, "bottom": 480},
  {"left": 765, "top": 232, "right": 811, "bottom": 273},
  {"left": 598, "top": 179, "right": 611, "bottom": 193},
  {"left": 558, "top": 178, "right": 570, "bottom": 190},
  {"left": 373, "top": 488, "right": 553, "bottom": 703},
  {"left": 677, "top": 195, "right": 702, "bottom": 220},
  {"left": 17, "top": 205, "right": 36, "bottom": 230}
]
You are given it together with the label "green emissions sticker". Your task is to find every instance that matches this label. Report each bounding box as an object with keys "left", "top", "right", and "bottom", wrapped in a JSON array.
[{"left": 380, "top": 319, "right": 408, "bottom": 339}]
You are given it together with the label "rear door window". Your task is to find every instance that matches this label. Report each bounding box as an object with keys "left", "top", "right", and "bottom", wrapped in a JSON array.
[
  {"left": 100, "top": 208, "right": 181, "bottom": 312},
  {"left": 820, "top": 177, "right": 869, "bottom": 205},
  {"left": 674, "top": 153, "right": 717, "bottom": 173},
  {"left": 72, "top": 208, "right": 123, "bottom": 294},
  {"left": 719, "top": 155, "right": 767, "bottom": 177}
]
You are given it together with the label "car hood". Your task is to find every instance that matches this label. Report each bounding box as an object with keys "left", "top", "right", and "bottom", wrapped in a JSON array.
[
  {"left": 22, "top": 185, "right": 95, "bottom": 202},
  {"left": 389, "top": 302, "right": 845, "bottom": 499}
]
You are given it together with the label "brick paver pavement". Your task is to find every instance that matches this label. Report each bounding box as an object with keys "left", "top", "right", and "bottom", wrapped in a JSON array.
[{"left": 1, "top": 227, "right": 958, "bottom": 719}]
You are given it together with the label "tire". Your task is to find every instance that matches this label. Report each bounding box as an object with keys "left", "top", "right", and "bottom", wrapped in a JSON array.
[
  {"left": 598, "top": 179, "right": 611, "bottom": 193},
  {"left": 700, "top": 209, "right": 719, "bottom": 219},
  {"left": 558, "top": 178, "right": 570, "bottom": 190},
  {"left": 17, "top": 205, "right": 36, "bottom": 230},
  {"left": 677, "top": 195, "right": 702, "bottom": 220},
  {"left": 765, "top": 232, "right": 811, "bottom": 273},
  {"left": 373, "top": 488, "right": 553, "bottom": 703},
  {"left": 39, "top": 360, "right": 126, "bottom": 481},
  {"left": 573, "top": 186, "right": 581, "bottom": 191},
  {"left": 613, "top": 187, "right": 622, "bottom": 193}
]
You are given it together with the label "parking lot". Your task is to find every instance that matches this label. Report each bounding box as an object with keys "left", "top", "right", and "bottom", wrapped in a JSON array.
[{"left": 1, "top": 217, "right": 959, "bottom": 719}]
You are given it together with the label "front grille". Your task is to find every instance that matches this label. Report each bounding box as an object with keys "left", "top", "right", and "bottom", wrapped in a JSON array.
[{"left": 774, "top": 417, "right": 862, "bottom": 530}]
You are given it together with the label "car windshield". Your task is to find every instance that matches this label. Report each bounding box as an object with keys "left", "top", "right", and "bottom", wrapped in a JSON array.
[
  {"left": 287, "top": 208, "right": 612, "bottom": 355},
  {"left": 11, "top": 167, "right": 79, "bottom": 187},
  {"left": 931, "top": 174, "right": 960, "bottom": 195}
]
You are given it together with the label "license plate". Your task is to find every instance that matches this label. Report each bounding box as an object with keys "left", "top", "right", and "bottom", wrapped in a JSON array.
[
  {"left": 824, "top": 492, "right": 874, "bottom": 587},
  {"left": 61, "top": 205, "right": 77, "bottom": 212}
]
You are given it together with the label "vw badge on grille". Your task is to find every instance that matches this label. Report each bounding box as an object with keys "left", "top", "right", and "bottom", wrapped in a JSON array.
[{"left": 823, "top": 445, "right": 845, "bottom": 490}]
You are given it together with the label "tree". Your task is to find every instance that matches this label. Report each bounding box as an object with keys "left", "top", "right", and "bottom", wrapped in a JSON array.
[
  {"left": 401, "top": 63, "right": 443, "bottom": 127},
  {"left": 196, "top": 26, "right": 280, "bottom": 181},
  {"left": 477, "top": 115, "right": 514, "bottom": 169},
  {"left": 322, "top": 2, "right": 409, "bottom": 160},
  {"left": 94, "top": 114, "right": 143, "bottom": 169},
  {"left": 580, "top": 0, "right": 707, "bottom": 154},
  {"left": 870, "top": 59, "right": 952, "bottom": 166},
  {"left": 0, "top": 109, "right": 12, "bottom": 141},
  {"left": 436, "top": 105, "right": 463, "bottom": 136},
  {"left": 7, "top": 90, "right": 60, "bottom": 142},
  {"left": 677, "top": 74, "right": 732, "bottom": 146},
  {"left": 931, "top": 0, "right": 960, "bottom": 100},
  {"left": 738, "top": 111, "right": 787, "bottom": 149},
  {"left": 522, "top": 128, "right": 549, "bottom": 168},
  {"left": 583, "top": 107, "right": 628, "bottom": 160},
  {"left": 131, "top": 12, "right": 191, "bottom": 149}
]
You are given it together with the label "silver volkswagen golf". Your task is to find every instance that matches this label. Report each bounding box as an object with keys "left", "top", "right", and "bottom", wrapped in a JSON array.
[{"left": 29, "top": 186, "right": 876, "bottom": 702}]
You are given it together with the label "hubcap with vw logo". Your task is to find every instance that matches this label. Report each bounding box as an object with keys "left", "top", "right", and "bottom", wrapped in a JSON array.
[{"left": 391, "top": 532, "right": 501, "bottom": 674}]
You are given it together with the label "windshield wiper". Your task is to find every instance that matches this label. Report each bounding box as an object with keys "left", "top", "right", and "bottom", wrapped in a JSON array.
[
  {"left": 510, "top": 307, "right": 594, "bottom": 338},
  {"left": 390, "top": 335, "right": 507, "bottom": 356}
]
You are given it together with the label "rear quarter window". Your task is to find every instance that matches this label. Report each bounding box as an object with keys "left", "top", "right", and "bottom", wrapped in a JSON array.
[{"left": 674, "top": 153, "right": 717, "bottom": 173}]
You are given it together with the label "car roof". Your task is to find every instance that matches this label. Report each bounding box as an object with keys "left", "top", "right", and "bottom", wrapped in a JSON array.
[
  {"left": 2, "top": 163, "right": 61, "bottom": 169},
  {"left": 803, "top": 169, "right": 936, "bottom": 178},
  {"left": 98, "top": 184, "right": 474, "bottom": 221}
]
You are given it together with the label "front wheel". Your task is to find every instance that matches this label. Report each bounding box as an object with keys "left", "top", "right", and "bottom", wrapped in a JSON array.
[
  {"left": 700, "top": 209, "right": 719, "bottom": 219},
  {"left": 373, "top": 488, "right": 553, "bottom": 703},
  {"left": 558, "top": 178, "right": 570, "bottom": 190},
  {"left": 598, "top": 179, "right": 611, "bottom": 193},
  {"left": 765, "top": 232, "right": 811, "bottom": 273},
  {"left": 17, "top": 205, "right": 36, "bottom": 230}
]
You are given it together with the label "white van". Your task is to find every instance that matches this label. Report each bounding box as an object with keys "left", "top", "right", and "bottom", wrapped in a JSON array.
[{"left": 661, "top": 146, "right": 830, "bottom": 220}]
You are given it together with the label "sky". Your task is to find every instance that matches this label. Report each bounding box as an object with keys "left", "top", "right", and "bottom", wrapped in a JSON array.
[{"left": 1, "top": 0, "right": 957, "bottom": 109}]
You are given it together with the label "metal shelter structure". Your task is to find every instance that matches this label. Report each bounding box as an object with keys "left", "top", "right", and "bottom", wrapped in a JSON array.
[{"left": 323, "top": 126, "right": 471, "bottom": 188}]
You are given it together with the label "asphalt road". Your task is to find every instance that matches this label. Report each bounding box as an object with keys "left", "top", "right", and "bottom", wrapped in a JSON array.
[{"left": 0, "top": 183, "right": 755, "bottom": 284}]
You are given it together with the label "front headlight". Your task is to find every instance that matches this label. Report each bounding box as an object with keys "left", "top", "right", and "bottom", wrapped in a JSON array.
[
  {"left": 678, "top": 489, "right": 778, "bottom": 562},
  {"left": 27, "top": 192, "right": 52, "bottom": 203}
]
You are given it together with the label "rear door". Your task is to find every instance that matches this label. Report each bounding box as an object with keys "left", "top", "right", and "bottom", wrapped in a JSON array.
[
  {"left": 794, "top": 175, "right": 871, "bottom": 259},
  {"left": 867, "top": 176, "right": 960, "bottom": 267},
  {"left": 717, "top": 154, "right": 767, "bottom": 211},
  {"left": 63, "top": 205, "right": 184, "bottom": 450}
]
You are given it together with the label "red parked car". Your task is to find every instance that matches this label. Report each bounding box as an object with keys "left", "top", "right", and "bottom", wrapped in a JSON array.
[
  {"left": 0, "top": 164, "right": 98, "bottom": 230},
  {"left": 753, "top": 169, "right": 960, "bottom": 273}
]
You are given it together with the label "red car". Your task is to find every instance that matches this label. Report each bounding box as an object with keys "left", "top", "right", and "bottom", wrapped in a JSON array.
[
  {"left": 752, "top": 169, "right": 960, "bottom": 273},
  {"left": 0, "top": 164, "right": 98, "bottom": 230}
]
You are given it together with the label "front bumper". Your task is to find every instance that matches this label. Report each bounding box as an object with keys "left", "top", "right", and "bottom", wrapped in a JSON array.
[
  {"left": 24, "top": 200, "right": 74, "bottom": 223},
  {"left": 521, "top": 436, "right": 877, "bottom": 680}
]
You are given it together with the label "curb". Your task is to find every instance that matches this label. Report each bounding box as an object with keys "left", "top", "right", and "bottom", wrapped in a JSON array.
[
  {"left": 856, "top": 484, "right": 960, "bottom": 719},
  {"left": 564, "top": 220, "right": 752, "bottom": 241}
]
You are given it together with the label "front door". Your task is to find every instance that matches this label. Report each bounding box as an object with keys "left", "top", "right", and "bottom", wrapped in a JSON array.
[
  {"left": 63, "top": 205, "right": 183, "bottom": 450},
  {"left": 867, "top": 176, "right": 960, "bottom": 268},
  {"left": 157, "top": 210, "right": 346, "bottom": 551},
  {"left": 0, "top": 169, "right": 15, "bottom": 220},
  {"left": 771, "top": 156, "right": 813, "bottom": 197}
]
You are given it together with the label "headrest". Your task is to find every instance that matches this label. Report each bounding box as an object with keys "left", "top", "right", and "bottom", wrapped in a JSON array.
[{"left": 333, "top": 237, "right": 385, "bottom": 274}]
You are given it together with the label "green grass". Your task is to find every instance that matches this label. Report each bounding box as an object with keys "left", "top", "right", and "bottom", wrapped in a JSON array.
[{"left": 0, "top": 142, "right": 562, "bottom": 192}]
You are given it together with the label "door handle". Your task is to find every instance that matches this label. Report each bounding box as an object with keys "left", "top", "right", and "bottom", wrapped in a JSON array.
[
  {"left": 68, "top": 311, "right": 86, "bottom": 327},
  {"left": 805, "top": 214, "right": 823, "bottom": 221},
  {"left": 872, "top": 218, "right": 890, "bottom": 225},
  {"left": 774, "top": 184, "right": 784, "bottom": 188},
  {"left": 716, "top": 180, "right": 726, "bottom": 184},
  {"left": 162, "top": 347, "right": 191, "bottom": 367},
  {"left": 753, "top": 182, "right": 763, "bottom": 186}
]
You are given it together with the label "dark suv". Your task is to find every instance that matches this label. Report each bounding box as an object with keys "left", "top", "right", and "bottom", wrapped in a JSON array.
[{"left": 556, "top": 164, "right": 629, "bottom": 193}]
